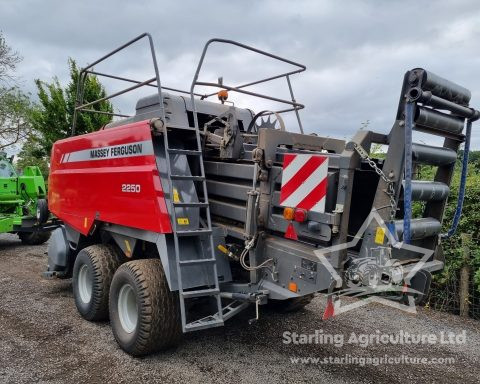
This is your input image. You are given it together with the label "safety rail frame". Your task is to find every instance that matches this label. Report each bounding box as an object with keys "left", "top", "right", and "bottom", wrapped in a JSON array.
[
  {"left": 72, "top": 34, "right": 307, "bottom": 137},
  {"left": 189, "top": 38, "right": 306, "bottom": 134}
]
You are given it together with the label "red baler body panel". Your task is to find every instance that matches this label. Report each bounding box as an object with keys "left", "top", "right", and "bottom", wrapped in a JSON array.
[{"left": 48, "top": 120, "right": 172, "bottom": 235}]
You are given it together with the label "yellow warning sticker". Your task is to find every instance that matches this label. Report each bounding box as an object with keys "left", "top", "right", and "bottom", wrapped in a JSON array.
[
  {"left": 177, "top": 218, "right": 190, "bottom": 225},
  {"left": 124, "top": 239, "right": 132, "bottom": 257},
  {"left": 374, "top": 227, "right": 386, "bottom": 244},
  {"left": 173, "top": 188, "right": 180, "bottom": 203}
]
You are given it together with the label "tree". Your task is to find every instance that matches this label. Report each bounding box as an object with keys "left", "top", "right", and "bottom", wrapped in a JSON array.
[
  {"left": 0, "top": 32, "right": 32, "bottom": 151},
  {"left": 0, "top": 32, "right": 21, "bottom": 82},
  {"left": 466, "top": 149, "right": 480, "bottom": 170},
  {"left": 30, "top": 59, "right": 113, "bottom": 154},
  {"left": 427, "top": 157, "right": 480, "bottom": 317},
  {"left": 15, "top": 134, "right": 49, "bottom": 176},
  {"left": 441, "top": 162, "right": 480, "bottom": 290},
  {"left": 0, "top": 86, "right": 32, "bottom": 151}
]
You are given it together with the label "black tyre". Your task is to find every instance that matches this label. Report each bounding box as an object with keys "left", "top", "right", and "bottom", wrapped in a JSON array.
[
  {"left": 109, "top": 259, "right": 181, "bottom": 356},
  {"left": 18, "top": 231, "right": 51, "bottom": 245},
  {"left": 267, "top": 294, "right": 314, "bottom": 313},
  {"left": 36, "top": 198, "right": 49, "bottom": 224},
  {"left": 72, "top": 244, "right": 122, "bottom": 321}
]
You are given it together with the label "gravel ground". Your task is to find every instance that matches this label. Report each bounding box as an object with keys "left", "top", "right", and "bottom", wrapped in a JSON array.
[{"left": 0, "top": 233, "right": 479, "bottom": 384}]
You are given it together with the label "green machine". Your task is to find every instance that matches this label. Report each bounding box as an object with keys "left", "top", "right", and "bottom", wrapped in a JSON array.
[{"left": 0, "top": 151, "right": 56, "bottom": 244}]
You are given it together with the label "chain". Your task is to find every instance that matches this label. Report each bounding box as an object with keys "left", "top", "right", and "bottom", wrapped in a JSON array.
[{"left": 353, "top": 143, "right": 397, "bottom": 219}]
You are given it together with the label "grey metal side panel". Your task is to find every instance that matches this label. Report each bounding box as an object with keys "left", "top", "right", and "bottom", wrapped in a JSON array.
[
  {"left": 47, "top": 226, "right": 70, "bottom": 272},
  {"left": 161, "top": 229, "right": 233, "bottom": 291},
  {"left": 110, "top": 232, "right": 137, "bottom": 257},
  {"left": 64, "top": 223, "right": 81, "bottom": 248},
  {"left": 209, "top": 198, "right": 247, "bottom": 223},
  {"left": 259, "top": 236, "right": 334, "bottom": 299},
  {"left": 106, "top": 92, "right": 254, "bottom": 130},
  {"left": 206, "top": 180, "right": 250, "bottom": 202},
  {"left": 104, "top": 224, "right": 232, "bottom": 291},
  {"left": 204, "top": 161, "right": 256, "bottom": 181}
]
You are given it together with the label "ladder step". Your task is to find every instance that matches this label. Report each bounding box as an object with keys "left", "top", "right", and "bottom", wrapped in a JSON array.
[
  {"left": 176, "top": 229, "right": 212, "bottom": 237},
  {"left": 185, "top": 317, "right": 224, "bottom": 332},
  {"left": 173, "top": 202, "right": 209, "bottom": 208},
  {"left": 168, "top": 149, "right": 202, "bottom": 156},
  {"left": 179, "top": 258, "right": 216, "bottom": 265},
  {"left": 182, "top": 288, "right": 220, "bottom": 298},
  {"left": 170, "top": 175, "right": 205, "bottom": 181}
]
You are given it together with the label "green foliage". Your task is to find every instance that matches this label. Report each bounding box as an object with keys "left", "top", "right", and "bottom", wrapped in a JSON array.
[
  {"left": 475, "top": 269, "right": 480, "bottom": 290},
  {"left": 0, "top": 33, "right": 32, "bottom": 151},
  {"left": 30, "top": 59, "right": 113, "bottom": 154},
  {"left": 0, "top": 31, "right": 21, "bottom": 82},
  {"left": 467, "top": 150, "right": 480, "bottom": 170},
  {"left": 15, "top": 135, "right": 49, "bottom": 176},
  {"left": 431, "top": 152, "right": 480, "bottom": 292},
  {"left": 369, "top": 143, "right": 386, "bottom": 159},
  {"left": 0, "top": 86, "right": 33, "bottom": 150}
]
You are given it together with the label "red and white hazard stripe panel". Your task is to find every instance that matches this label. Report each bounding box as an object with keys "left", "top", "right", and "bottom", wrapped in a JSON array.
[{"left": 279, "top": 154, "right": 329, "bottom": 213}]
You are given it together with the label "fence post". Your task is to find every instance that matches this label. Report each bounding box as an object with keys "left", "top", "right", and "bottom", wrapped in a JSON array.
[{"left": 459, "top": 233, "right": 472, "bottom": 318}]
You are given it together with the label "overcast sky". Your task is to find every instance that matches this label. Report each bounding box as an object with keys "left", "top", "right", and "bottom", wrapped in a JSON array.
[{"left": 2, "top": 0, "right": 480, "bottom": 148}]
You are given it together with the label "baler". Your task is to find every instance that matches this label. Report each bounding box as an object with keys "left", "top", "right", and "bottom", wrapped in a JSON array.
[
  {"left": 45, "top": 33, "right": 479, "bottom": 356},
  {"left": 0, "top": 151, "right": 55, "bottom": 244}
]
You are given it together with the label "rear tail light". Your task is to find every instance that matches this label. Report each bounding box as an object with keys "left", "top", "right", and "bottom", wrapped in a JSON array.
[
  {"left": 294, "top": 208, "right": 307, "bottom": 222},
  {"left": 288, "top": 282, "right": 298, "bottom": 293},
  {"left": 283, "top": 207, "right": 295, "bottom": 221}
]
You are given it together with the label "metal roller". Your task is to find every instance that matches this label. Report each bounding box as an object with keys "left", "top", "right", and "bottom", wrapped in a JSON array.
[
  {"left": 414, "top": 106, "right": 464, "bottom": 134},
  {"left": 395, "top": 218, "right": 442, "bottom": 240},
  {"left": 411, "top": 143, "right": 457, "bottom": 166},
  {"left": 402, "top": 180, "right": 450, "bottom": 201},
  {"left": 411, "top": 90, "right": 478, "bottom": 119},
  {"left": 409, "top": 69, "right": 471, "bottom": 106}
]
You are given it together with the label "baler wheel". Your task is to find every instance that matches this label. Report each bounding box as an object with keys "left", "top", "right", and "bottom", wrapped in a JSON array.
[
  {"left": 18, "top": 231, "right": 51, "bottom": 245},
  {"left": 109, "top": 259, "right": 181, "bottom": 356},
  {"left": 267, "top": 294, "right": 314, "bottom": 313},
  {"left": 72, "top": 244, "right": 122, "bottom": 321}
]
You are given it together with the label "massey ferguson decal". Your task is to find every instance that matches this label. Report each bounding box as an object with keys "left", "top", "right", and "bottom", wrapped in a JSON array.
[
  {"left": 279, "top": 154, "right": 329, "bottom": 213},
  {"left": 60, "top": 140, "right": 154, "bottom": 163}
]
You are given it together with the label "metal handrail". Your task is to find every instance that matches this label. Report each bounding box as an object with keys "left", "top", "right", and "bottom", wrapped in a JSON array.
[
  {"left": 195, "top": 82, "right": 304, "bottom": 108},
  {"left": 72, "top": 35, "right": 308, "bottom": 136},
  {"left": 189, "top": 38, "right": 307, "bottom": 134},
  {"left": 72, "top": 33, "right": 165, "bottom": 135},
  {"left": 77, "top": 76, "right": 157, "bottom": 111},
  {"left": 72, "top": 33, "right": 170, "bottom": 136},
  {"left": 84, "top": 70, "right": 206, "bottom": 98}
]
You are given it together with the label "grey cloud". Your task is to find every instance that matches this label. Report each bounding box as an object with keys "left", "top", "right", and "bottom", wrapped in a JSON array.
[{"left": 1, "top": 0, "right": 480, "bottom": 147}]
